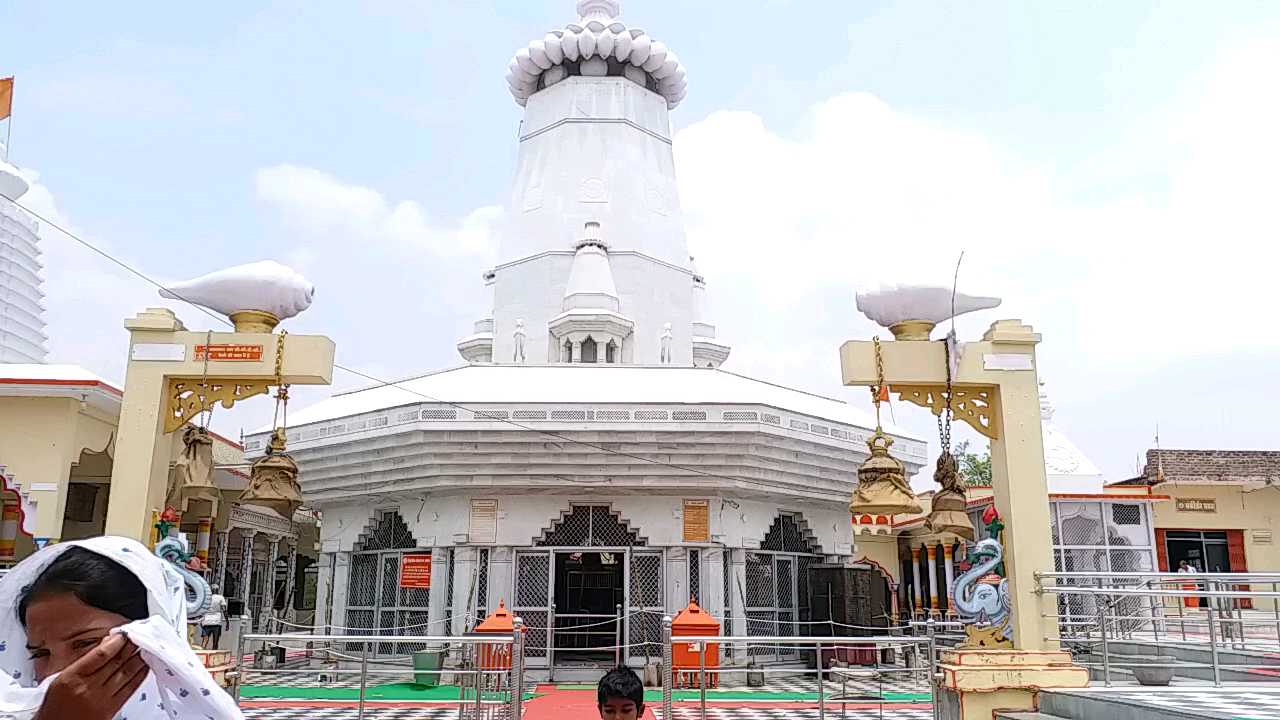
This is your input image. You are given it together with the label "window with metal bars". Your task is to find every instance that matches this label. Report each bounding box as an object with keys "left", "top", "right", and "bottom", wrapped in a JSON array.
[
  {"left": 536, "top": 505, "right": 646, "bottom": 547},
  {"left": 745, "top": 514, "right": 822, "bottom": 661},
  {"left": 344, "top": 511, "right": 431, "bottom": 654},
  {"left": 688, "top": 549, "right": 700, "bottom": 604},
  {"left": 476, "top": 548, "right": 490, "bottom": 618}
]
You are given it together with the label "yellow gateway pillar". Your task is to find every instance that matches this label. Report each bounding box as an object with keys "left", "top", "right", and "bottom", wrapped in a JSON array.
[
  {"left": 840, "top": 310, "right": 1086, "bottom": 719},
  {"left": 105, "top": 262, "right": 335, "bottom": 543}
]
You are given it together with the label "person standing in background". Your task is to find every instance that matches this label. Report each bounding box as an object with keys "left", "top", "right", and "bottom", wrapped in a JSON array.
[{"left": 201, "top": 584, "right": 228, "bottom": 650}]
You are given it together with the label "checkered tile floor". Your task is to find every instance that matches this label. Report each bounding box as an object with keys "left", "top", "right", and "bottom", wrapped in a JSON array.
[
  {"left": 1085, "top": 688, "right": 1280, "bottom": 719},
  {"left": 243, "top": 710, "right": 457, "bottom": 719},
  {"left": 655, "top": 711, "right": 933, "bottom": 719},
  {"left": 242, "top": 670, "right": 928, "bottom": 699}
]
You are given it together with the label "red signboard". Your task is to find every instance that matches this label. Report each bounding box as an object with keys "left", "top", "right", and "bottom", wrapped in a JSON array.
[
  {"left": 194, "top": 343, "right": 264, "bottom": 361},
  {"left": 400, "top": 553, "right": 433, "bottom": 589}
]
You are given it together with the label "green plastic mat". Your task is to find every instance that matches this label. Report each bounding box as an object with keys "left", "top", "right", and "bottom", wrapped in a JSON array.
[{"left": 240, "top": 683, "right": 536, "bottom": 701}]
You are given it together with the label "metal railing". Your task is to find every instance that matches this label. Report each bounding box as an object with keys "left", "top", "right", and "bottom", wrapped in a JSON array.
[
  {"left": 238, "top": 623, "right": 525, "bottom": 720},
  {"left": 660, "top": 615, "right": 946, "bottom": 720},
  {"left": 1037, "top": 570, "right": 1280, "bottom": 688}
]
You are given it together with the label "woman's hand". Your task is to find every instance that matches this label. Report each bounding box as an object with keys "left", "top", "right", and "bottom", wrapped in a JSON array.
[{"left": 34, "top": 634, "right": 149, "bottom": 720}]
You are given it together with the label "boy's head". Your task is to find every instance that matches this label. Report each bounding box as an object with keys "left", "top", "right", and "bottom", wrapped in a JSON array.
[{"left": 597, "top": 666, "right": 644, "bottom": 719}]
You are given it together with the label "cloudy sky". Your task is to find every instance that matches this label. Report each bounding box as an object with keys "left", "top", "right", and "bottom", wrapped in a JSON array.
[{"left": 2, "top": 1, "right": 1277, "bottom": 483}]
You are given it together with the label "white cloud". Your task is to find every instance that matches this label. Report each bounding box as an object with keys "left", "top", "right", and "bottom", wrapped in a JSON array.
[
  {"left": 18, "top": 29, "right": 1277, "bottom": 478},
  {"left": 668, "top": 34, "right": 1280, "bottom": 480}
]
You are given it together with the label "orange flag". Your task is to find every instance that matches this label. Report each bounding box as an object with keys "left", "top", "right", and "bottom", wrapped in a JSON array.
[{"left": 0, "top": 77, "right": 12, "bottom": 121}]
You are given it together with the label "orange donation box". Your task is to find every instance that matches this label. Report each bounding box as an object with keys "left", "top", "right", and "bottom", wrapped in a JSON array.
[
  {"left": 672, "top": 599, "right": 720, "bottom": 688},
  {"left": 473, "top": 600, "right": 517, "bottom": 672}
]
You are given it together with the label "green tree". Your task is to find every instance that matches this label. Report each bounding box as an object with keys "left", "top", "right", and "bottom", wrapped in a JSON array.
[{"left": 954, "top": 439, "right": 992, "bottom": 487}]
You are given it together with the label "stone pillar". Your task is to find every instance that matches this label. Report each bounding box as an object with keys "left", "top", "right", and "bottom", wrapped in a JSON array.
[
  {"left": 239, "top": 530, "right": 258, "bottom": 618},
  {"left": 571, "top": 340, "right": 582, "bottom": 363},
  {"left": 427, "top": 547, "right": 450, "bottom": 634},
  {"left": 910, "top": 546, "right": 922, "bottom": 613},
  {"left": 943, "top": 543, "right": 956, "bottom": 607},
  {"left": 213, "top": 530, "right": 230, "bottom": 592},
  {"left": 0, "top": 498, "right": 21, "bottom": 562},
  {"left": 728, "top": 549, "right": 747, "bottom": 666},
  {"left": 314, "top": 552, "right": 334, "bottom": 633},
  {"left": 666, "top": 547, "right": 688, "bottom": 613},
  {"left": 901, "top": 554, "right": 915, "bottom": 617},
  {"left": 450, "top": 547, "right": 478, "bottom": 635},
  {"left": 703, "top": 548, "right": 726, "bottom": 623},
  {"left": 926, "top": 544, "right": 940, "bottom": 612},
  {"left": 282, "top": 541, "right": 299, "bottom": 623},
  {"left": 488, "top": 547, "right": 513, "bottom": 610},
  {"left": 196, "top": 517, "right": 213, "bottom": 563},
  {"left": 331, "top": 552, "right": 351, "bottom": 631}
]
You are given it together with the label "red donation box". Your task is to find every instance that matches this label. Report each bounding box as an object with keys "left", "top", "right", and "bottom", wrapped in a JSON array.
[
  {"left": 473, "top": 600, "right": 516, "bottom": 672},
  {"left": 400, "top": 553, "right": 432, "bottom": 588},
  {"left": 671, "top": 599, "right": 720, "bottom": 688}
]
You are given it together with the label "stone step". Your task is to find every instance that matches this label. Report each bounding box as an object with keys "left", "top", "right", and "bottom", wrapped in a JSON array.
[
  {"left": 994, "top": 712, "right": 1068, "bottom": 720},
  {"left": 1039, "top": 690, "right": 1211, "bottom": 720}
]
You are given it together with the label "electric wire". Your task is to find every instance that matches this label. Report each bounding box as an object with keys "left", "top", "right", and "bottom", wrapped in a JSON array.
[{"left": 2, "top": 192, "right": 899, "bottom": 487}]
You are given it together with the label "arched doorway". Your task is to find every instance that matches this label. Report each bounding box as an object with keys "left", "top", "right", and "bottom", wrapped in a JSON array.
[
  {"left": 514, "top": 505, "right": 661, "bottom": 672},
  {"left": 745, "top": 513, "right": 822, "bottom": 661},
  {"left": 345, "top": 511, "right": 431, "bottom": 653}
]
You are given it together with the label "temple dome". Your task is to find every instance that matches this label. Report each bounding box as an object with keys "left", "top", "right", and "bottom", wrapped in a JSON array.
[{"left": 506, "top": 0, "right": 688, "bottom": 109}]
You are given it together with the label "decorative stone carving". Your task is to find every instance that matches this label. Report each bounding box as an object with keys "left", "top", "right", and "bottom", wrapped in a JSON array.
[
  {"left": 659, "top": 323, "right": 673, "bottom": 364},
  {"left": 506, "top": 0, "right": 688, "bottom": 109},
  {"left": 855, "top": 284, "right": 1001, "bottom": 341},
  {"left": 165, "top": 379, "right": 271, "bottom": 433},
  {"left": 159, "top": 260, "right": 314, "bottom": 333},
  {"left": 513, "top": 319, "right": 527, "bottom": 363},
  {"left": 894, "top": 385, "right": 997, "bottom": 440}
]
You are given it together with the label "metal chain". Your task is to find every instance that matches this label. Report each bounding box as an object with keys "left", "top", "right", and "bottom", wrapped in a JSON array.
[
  {"left": 270, "top": 331, "right": 289, "bottom": 431},
  {"left": 198, "top": 329, "right": 213, "bottom": 428},
  {"left": 937, "top": 338, "right": 953, "bottom": 454},
  {"left": 871, "top": 336, "right": 886, "bottom": 429}
]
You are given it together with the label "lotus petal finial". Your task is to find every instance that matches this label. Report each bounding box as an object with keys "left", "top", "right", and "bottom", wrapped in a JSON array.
[
  {"left": 160, "top": 260, "right": 314, "bottom": 332},
  {"left": 856, "top": 284, "right": 1001, "bottom": 340}
]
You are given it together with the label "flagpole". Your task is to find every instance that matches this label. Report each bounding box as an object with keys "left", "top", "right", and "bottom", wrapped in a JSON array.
[{"left": 4, "top": 117, "right": 11, "bottom": 162}]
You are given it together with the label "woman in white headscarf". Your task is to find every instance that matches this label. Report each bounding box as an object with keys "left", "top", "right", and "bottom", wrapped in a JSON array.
[{"left": 0, "top": 536, "right": 243, "bottom": 719}]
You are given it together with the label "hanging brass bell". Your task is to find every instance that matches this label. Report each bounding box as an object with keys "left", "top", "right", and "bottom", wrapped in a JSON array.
[
  {"left": 926, "top": 451, "right": 975, "bottom": 540},
  {"left": 168, "top": 425, "right": 221, "bottom": 517},
  {"left": 851, "top": 429, "right": 923, "bottom": 516},
  {"left": 239, "top": 428, "right": 303, "bottom": 518}
]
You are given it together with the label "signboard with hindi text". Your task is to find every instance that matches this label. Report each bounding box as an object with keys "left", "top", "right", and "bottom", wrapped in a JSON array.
[
  {"left": 194, "top": 343, "right": 264, "bottom": 361},
  {"left": 1176, "top": 498, "right": 1217, "bottom": 513},
  {"left": 683, "top": 499, "right": 710, "bottom": 543},
  {"left": 399, "top": 553, "right": 433, "bottom": 588}
]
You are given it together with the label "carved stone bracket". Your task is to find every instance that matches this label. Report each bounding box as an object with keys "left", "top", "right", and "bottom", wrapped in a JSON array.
[
  {"left": 893, "top": 385, "right": 998, "bottom": 440},
  {"left": 165, "top": 378, "right": 271, "bottom": 433}
]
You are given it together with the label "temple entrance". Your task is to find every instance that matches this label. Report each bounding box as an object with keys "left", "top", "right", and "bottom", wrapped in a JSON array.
[
  {"left": 515, "top": 505, "right": 660, "bottom": 673},
  {"left": 552, "top": 550, "right": 624, "bottom": 666}
]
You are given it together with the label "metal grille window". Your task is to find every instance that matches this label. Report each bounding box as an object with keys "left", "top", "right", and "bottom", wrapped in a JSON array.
[
  {"left": 476, "top": 548, "right": 490, "bottom": 617},
  {"left": 628, "top": 550, "right": 664, "bottom": 663},
  {"left": 688, "top": 549, "right": 700, "bottom": 604},
  {"left": 444, "top": 547, "right": 456, "bottom": 637},
  {"left": 1051, "top": 501, "right": 1156, "bottom": 637},
  {"left": 345, "top": 511, "right": 430, "bottom": 654},
  {"left": 536, "top": 505, "right": 646, "bottom": 547},
  {"left": 745, "top": 514, "right": 822, "bottom": 660}
]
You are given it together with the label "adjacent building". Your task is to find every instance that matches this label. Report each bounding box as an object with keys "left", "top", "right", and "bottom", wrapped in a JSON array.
[
  {"left": 0, "top": 148, "right": 48, "bottom": 363},
  {"left": 1112, "top": 449, "right": 1280, "bottom": 578}
]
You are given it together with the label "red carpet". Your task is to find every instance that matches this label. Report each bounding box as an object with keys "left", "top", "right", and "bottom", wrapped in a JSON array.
[{"left": 524, "top": 685, "right": 656, "bottom": 719}]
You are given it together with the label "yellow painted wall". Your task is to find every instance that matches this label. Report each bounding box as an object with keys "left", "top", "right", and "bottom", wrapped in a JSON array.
[
  {"left": 855, "top": 535, "right": 902, "bottom": 584},
  {"left": 1153, "top": 483, "right": 1280, "bottom": 573}
]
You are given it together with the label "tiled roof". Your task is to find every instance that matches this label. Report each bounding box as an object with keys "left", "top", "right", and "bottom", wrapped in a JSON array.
[{"left": 1113, "top": 449, "right": 1280, "bottom": 486}]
